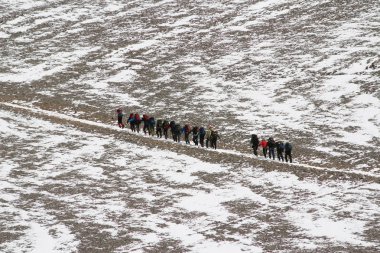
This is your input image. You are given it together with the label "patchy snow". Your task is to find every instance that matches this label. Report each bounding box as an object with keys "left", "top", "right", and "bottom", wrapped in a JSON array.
[
  {"left": 1, "top": 108, "right": 379, "bottom": 251},
  {"left": 1, "top": 0, "right": 379, "bottom": 251},
  {"left": 0, "top": 31, "right": 10, "bottom": 38},
  {"left": 0, "top": 47, "right": 101, "bottom": 83},
  {"left": 287, "top": 213, "right": 375, "bottom": 247}
]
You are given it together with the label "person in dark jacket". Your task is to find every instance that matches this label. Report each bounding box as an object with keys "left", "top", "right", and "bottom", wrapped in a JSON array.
[
  {"left": 192, "top": 126, "right": 199, "bottom": 146},
  {"left": 127, "top": 113, "right": 136, "bottom": 132},
  {"left": 148, "top": 117, "right": 155, "bottom": 136},
  {"left": 174, "top": 124, "right": 182, "bottom": 143},
  {"left": 183, "top": 124, "right": 191, "bottom": 144},
  {"left": 163, "top": 120, "right": 170, "bottom": 139},
  {"left": 170, "top": 121, "right": 176, "bottom": 141},
  {"left": 210, "top": 130, "right": 220, "bottom": 150},
  {"left": 116, "top": 108, "right": 125, "bottom": 128},
  {"left": 142, "top": 114, "right": 150, "bottom": 135},
  {"left": 156, "top": 119, "right": 163, "bottom": 138},
  {"left": 199, "top": 127, "right": 206, "bottom": 147},
  {"left": 250, "top": 134, "right": 259, "bottom": 156},
  {"left": 267, "top": 137, "right": 276, "bottom": 160},
  {"left": 284, "top": 142, "right": 293, "bottom": 163},
  {"left": 276, "top": 141, "right": 285, "bottom": 162}
]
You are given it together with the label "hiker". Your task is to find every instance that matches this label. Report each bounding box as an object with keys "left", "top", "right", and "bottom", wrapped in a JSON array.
[
  {"left": 127, "top": 113, "right": 136, "bottom": 132},
  {"left": 156, "top": 119, "right": 163, "bottom": 138},
  {"left": 210, "top": 130, "right": 220, "bottom": 150},
  {"left": 170, "top": 120, "right": 176, "bottom": 141},
  {"left": 183, "top": 124, "right": 191, "bottom": 144},
  {"left": 192, "top": 126, "right": 199, "bottom": 146},
  {"left": 267, "top": 137, "right": 276, "bottom": 160},
  {"left": 205, "top": 126, "right": 212, "bottom": 148},
  {"left": 142, "top": 114, "right": 150, "bottom": 135},
  {"left": 199, "top": 127, "right": 206, "bottom": 147},
  {"left": 174, "top": 123, "right": 182, "bottom": 143},
  {"left": 163, "top": 120, "right": 170, "bottom": 139},
  {"left": 285, "top": 142, "right": 293, "bottom": 163},
  {"left": 260, "top": 138, "right": 268, "bottom": 158},
  {"left": 148, "top": 117, "right": 155, "bottom": 136},
  {"left": 250, "top": 134, "right": 259, "bottom": 156},
  {"left": 116, "top": 108, "right": 125, "bottom": 128},
  {"left": 276, "top": 141, "right": 285, "bottom": 162},
  {"left": 134, "top": 113, "right": 141, "bottom": 133}
]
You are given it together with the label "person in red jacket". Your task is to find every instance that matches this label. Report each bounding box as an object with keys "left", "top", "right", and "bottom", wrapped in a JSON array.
[
  {"left": 142, "top": 114, "right": 150, "bottom": 135},
  {"left": 134, "top": 113, "right": 141, "bottom": 133},
  {"left": 260, "top": 138, "right": 268, "bottom": 158}
]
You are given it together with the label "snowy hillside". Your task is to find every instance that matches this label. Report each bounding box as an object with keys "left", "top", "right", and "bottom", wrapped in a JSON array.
[{"left": 0, "top": 0, "right": 379, "bottom": 252}]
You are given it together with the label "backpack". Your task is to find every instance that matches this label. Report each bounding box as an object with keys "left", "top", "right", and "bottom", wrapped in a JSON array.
[
  {"left": 157, "top": 119, "right": 163, "bottom": 127},
  {"left": 184, "top": 124, "right": 191, "bottom": 133},
  {"left": 251, "top": 134, "right": 259, "bottom": 145},
  {"left": 277, "top": 141, "right": 284, "bottom": 151},
  {"left": 199, "top": 127, "right": 205, "bottom": 135},
  {"left": 285, "top": 142, "right": 292, "bottom": 151},
  {"left": 175, "top": 124, "right": 181, "bottom": 133},
  {"left": 135, "top": 113, "right": 141, "bottom": 123},
  {"left": 163, "top": 120, "right": 170, "bottom": 129},
  {"left": 210, "top": 131, "right": 219, "bottom": 140},
  {"left": 128, "top": 114, "right": 134, "bottom": 123}
]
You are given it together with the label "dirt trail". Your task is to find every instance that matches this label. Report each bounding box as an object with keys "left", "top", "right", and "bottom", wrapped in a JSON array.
[{"left": 2, "top": 102, "right": 378, "bottom": 183}]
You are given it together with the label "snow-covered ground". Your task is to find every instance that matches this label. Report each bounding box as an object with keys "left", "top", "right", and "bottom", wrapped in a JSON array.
[
  {"left": 0, "top": 0, "right": 379, "bottom": 252},
  {"left": 1, "top": 109, "right": 379, "bottom": 252},
  {"left": 1, "top": 0, "right": 379, "bottom": 170}
]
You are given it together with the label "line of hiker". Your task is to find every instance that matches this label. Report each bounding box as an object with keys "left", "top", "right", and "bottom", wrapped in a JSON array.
[
  {"left": 115, "top": 109, "right": 221, "bottom": 149},
  {"left": 250, "top": 134, "right": 293, "bottom": 163}
]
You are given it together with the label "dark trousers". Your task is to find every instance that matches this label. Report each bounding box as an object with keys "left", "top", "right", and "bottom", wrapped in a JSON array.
[
  {"left": 143, "top": 124, "right": 149, "bottom": 134},
  {"left": 156, "top": 127, "right": 162, "bottom": 138},
  {"left": 277, "top": 150, "right": 284, "bottom": 161},
  {"left": 200, "top": 135, "right": 205, "bottom": 147},
  {"left": 118, "top": 119, "right": 124, "bottom": 128},
  {"left": 269, "top": 147, "right": 275, "bottom": 160},
  {"left": 285, "top": 151, "right": 292, "bottom": 163},
  {"left": 135, "top": 123, "right": 140, "bottom": 133},
  {"left": 206, "top": 138, "right": 210, "bottom": 148},
  {"left": 252, "top": 145, "right": 258, "bottom": 156},
  {"left": 148, "top": 126, "right": 154, "bottom": 136},
  {"left": 262, "top": 148, "right": 268, "bottom": 158},
  {"left": 185, "top": 133, "right": 190, "bottom": 144},
  {"left": 193, "top": 136, "right": 199, "bottom": 146},
  {"left": 130, "top": 123, "right": 135, "bottom": 132},
  {"left": 211, "top": 139, "right": 217, "bottom": 149},
  {"left": 171, "top": 128, "right": 176, "bottom": 141},
  {"left": 163, "top": 128, "right": 169, "bottom": 139}
]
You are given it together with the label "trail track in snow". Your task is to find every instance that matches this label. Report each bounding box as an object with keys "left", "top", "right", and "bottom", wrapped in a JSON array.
[
  {"left": 1, "top": 102, "right": 379, "bottom": 252},
  {"left": 2, "top": 102, "right": 378, "bottom": 183}
]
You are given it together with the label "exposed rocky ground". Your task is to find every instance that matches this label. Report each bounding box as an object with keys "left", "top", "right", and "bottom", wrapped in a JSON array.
[{"left": 0, "top": 0, "right": 379, "bottom": 252}]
